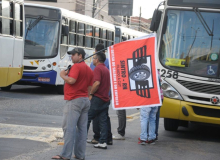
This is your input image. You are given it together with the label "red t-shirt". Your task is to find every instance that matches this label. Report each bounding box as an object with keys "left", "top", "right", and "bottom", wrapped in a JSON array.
[
  {"left": 64, "top": 62, "right": 94, "bottom": 100},
  {"left": 93, "top": 63, "right": 110, "bottom": 102}
]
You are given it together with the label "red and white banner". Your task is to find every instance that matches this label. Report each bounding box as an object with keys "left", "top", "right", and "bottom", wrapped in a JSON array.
[{"left": 108, "top": 33, "right": 162, "bottom": 110}]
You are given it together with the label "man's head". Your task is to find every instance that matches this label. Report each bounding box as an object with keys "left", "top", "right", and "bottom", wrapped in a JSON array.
[
  {"left": 93, "top": 52, "right": 106, "bottom": 66},
  {"left": 95, "top": 43, "right": 104, "bottom": 52},
  {"left": 67, "top": 47, "right": 86, "bottom": 63}
]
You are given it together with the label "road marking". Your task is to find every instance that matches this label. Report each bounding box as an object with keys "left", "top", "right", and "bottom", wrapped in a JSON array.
[
  {"left": 0, "top": 123, "right": 63, "bottom": 143},
  {"left": 126, "top": 112, "right": 140, "bottom": 122}
]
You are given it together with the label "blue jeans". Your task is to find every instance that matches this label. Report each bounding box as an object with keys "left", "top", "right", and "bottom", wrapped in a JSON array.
[
  {"left": 140, "top": 106, "right": 158, "bottom": 141},
  {"left": 87, "top": 96, "right": 110, "bottom": 143},
  {"left": 155, "top": 106, "right": 161, "bottom": 136},
  {"left": 60, "top": 97, "right": 90, "bottom": 159}
]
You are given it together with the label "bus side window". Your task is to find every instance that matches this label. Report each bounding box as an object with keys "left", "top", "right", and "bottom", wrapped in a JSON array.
[
  {"left": 14, "top": 3, "right": 22, "bottom": 37},
  {"left": 0, "top": 3, "right": 2, "bottom": 34},
  {"left": 2, "top": 1, "right": 13, "bottom": 35},
  {"left": 77, "top": 22, "right": 85, "bottom": 47},
  {"left": 60, "top": 17, "right": 68, "bottom": 59},
  {"left": 107, "top": 30, "right": 113, "bottom": 47},
  {"left": 100, "top": 29, "right": 107, "bottom": 48},
  {"left": 85, "top": 24, "right": 93, "bottom": 48},
  {"left": 94, "top": 27, "right": 100, "bottom": 47},
  {"left": 69, "top": 20, "right": 76, "bottom": 46}
]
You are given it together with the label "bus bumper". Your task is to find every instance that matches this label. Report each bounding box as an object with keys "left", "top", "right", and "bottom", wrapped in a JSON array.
[
  {"left": 19, "top": 70, "right": 57, "bottom": 85},
  {"left": 160, "top": 97, "right": 220, "bottom": 125}
]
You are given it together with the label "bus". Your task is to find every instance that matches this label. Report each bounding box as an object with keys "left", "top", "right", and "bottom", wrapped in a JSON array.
[
  {"left": 13, "top": 3, "right": 146, "bottom": 94},
  {"left": 115, "top": 26, "right": 147, "bottom": 44},
  {"left": 150, "top": 0, "right": 220, "bottom": 131},
  {"left": 0, "top": 0, "right": 24, "bottom": 90},
  {"left": 18, "top": 3, "right": 115, "bottom": 94}
]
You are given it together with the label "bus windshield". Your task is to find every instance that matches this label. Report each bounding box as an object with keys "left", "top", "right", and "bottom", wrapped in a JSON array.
[
  {"left": 160, "top": 9, "right": 220, "bottom": 78},
  {"left": 24, "top": 18, "right": 59, "bottom": 59}
]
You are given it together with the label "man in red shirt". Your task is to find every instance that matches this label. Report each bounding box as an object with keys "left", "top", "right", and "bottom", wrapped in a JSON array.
[
  {"left": 87, "top": 52, "right": 111, "bottom": 149},
  {"left": 52, "top": 48, "right": 93, "bottom": 160}
]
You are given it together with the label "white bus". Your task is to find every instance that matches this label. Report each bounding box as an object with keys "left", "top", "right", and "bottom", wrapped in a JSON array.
[
  {"left": 18, "top": 3, "right": 115, "bottom": 94},
  {"left": 0, "top": 0, "right": 24, "bottom": 90},
  {"left": 151, "top": 0, "right": 220, "bottom": 130}
]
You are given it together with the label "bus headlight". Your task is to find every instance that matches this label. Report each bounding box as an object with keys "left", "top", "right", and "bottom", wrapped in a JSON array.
[
  {"left": 162, "top": 79, "right": 183, "bottom": 100},
  {"left": 42, "top": 66, "right": 46, "bottom": 70}
]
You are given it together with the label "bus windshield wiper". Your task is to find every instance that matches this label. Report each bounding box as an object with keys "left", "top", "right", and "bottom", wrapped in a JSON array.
[
  {"left": 193, "top": 8, "right": 213, "bottom": 36},
  {"left": 25, "top": 16, "right": 43, "bottom": 39}
]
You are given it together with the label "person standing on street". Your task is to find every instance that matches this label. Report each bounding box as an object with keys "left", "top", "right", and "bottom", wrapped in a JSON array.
[
  {"left": 52, "top": 48, "right": 94, "bottom": 160},
  {"left": 87, "top": 43, "right": 112, "bottom": 145},
  {"left": 113, "top": 110, "right": 126, "bottom": 140},
  {"left": 87, "top": 52, "right": 111, "bottom": 149}
]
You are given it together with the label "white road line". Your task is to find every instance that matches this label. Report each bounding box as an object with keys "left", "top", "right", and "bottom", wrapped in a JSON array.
[{"left": 0, "top": 123, "right": 63, "bottom": 143}]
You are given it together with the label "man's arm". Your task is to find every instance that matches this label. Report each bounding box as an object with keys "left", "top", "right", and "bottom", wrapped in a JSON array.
[
  {"left": 90, "top": 81, "right": 100, "bottom": 94},
  {"left": 60, "top": 70, "right": 76, "bottom": 84}
]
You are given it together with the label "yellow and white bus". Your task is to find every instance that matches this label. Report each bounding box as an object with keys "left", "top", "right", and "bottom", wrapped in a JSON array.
[
  {"left": 0, "top": 0, "right": 24, "bottom": 90},
  {"left": 151, "top": 0, "right": 220, "bottom": 130}
]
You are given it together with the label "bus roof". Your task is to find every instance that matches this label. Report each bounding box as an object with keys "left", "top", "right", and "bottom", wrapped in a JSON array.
[{"left": 25, "top": 3, "right": 115, "bottom": 31}]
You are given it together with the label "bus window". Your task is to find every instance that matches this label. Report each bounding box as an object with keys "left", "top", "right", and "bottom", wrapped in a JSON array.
[
  {"left": 102, "top": 29, "right": 106, "bottom": 39},
  {"left": 70, "top": 20, "right": 76, "bottom": 33},
  {"left": 128, "top": 35, "right": 131, "bottom": 39},
  {"left": 77, "top": 35, "right": 84, "bottom": 46},
  {"left": 2, "top": 1, "right": 13, "bottom": 35},
  {"left": 94, "top": 27, "right": 100, "bottom": 37},
  {"left": 78, "top": 22, "right": 85, "bottom": 35},
  {"left": 15, "top": 3, "right": 22, "bottom": 37},
  {"left": 107, "top": 30, "right": 112, "bottom": 41},
  {"left": 85, "top": 37, "right": 92, "bottom": 48},
  {"left": 86, "top": 25, "right": 93, "bottom": 36},
  {"left": 69, "top": 33, "right": 76, "bottom": 46},
  {"left": 94, "top": 38, "right": 99, "bottom": 47},
  {"left": 0, "top": 3, "right": 2, "bottom": 34}
]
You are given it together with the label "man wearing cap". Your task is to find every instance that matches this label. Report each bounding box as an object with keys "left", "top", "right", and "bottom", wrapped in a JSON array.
[{"left": 52, "top": 48, "right": 93, "bottom": 160}]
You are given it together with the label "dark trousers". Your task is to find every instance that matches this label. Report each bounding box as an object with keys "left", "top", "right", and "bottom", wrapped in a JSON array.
[
  {"left": 93, "top": 114, "right": 112, "bottom": 142},
  {"left": 117, "top": 110, "right": 126, "bottom": 136},
  {"left": 87, "top": 96, "right": 110, "bottom": 143}
]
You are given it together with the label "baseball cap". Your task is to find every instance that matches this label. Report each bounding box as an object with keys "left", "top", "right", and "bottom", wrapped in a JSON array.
[{"left": 67, "top": 47, "right": 86, "bottom": 58}]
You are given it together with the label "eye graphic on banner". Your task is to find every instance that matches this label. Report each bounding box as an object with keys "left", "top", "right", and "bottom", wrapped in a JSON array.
[{"left": 108, "top": 33, "right": 161, "bottom": 110}]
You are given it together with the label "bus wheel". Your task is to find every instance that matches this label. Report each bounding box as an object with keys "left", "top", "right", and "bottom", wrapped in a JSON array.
[
  {"left": 129, "top": 65, "right": 150, "bottom": 81},
  {"left": 164, "top": 118, "right": 179, "bottom": 131},
  {"left": 1, "top": 85, "right": 12, "bottom": 91},
  {"left": 57, "top": 85, "right": 64, "bottom": 94}
]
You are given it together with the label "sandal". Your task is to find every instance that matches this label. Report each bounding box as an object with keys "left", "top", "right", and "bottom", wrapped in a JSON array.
[{"left": 51, "top": 155, "right": 70, "bottom": 160}]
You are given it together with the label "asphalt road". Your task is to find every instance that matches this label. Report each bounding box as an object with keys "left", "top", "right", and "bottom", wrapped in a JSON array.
[{"left": 1, "top": 85, "right": 220, "bottom": 160}]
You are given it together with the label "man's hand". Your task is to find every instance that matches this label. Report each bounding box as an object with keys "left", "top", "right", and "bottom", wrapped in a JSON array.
[
  {"left": 60, "top": 70, "right": 68, "bottom": 78},
  {"left": 89, "top": 95, "right": 93, "bottom": 100}
]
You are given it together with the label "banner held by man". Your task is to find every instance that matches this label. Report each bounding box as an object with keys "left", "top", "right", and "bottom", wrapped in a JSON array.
[{"left": 108, "top": 33, "right": 162, "bottom": 110}]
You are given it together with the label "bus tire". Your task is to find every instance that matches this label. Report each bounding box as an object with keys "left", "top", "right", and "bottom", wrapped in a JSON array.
[
  {"left": 57, "top": 85, "right": 64, "bottom": 95},
  {"left": 1, "top": 85, "right": 12, "bottom": 91},
  {"left": 164, "top": 118, "right": 179, "bottom": 131},
  {"left": 129, "top": 65, "right": 150, "bottom": 81}
]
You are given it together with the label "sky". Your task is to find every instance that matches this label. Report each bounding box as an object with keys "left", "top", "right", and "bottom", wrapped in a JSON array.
[{"left": 133, "top": 0, "right": 164, "bottom": 19}]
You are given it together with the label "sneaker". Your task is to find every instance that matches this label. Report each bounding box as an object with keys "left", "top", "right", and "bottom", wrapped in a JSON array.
[
  {"left": 138, "top": 139, "right": 146, "bottom": 145},
  {"left": 147, "top": 139, "right": 155, "bottom": 144},
  {"left": 113, "top": 134, "right": 125, "bottom": 140},
  {"left": 107, "top": 140, "right": 113, "bottom": 145},
  {"left": 94, "top": 143, "right": 107, "bottom": 149},
  {"left": 87, "top": 139, "right": 98, "bottom": 144}
]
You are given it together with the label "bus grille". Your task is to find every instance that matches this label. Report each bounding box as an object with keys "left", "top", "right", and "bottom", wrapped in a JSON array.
[
  {"left": 176, "top": 80, "right": 220, "bottom": 95},
  {"left": 192, "top": 106, "right": 220, "bottom": 118},
  {"left": 24, "top": 66, "right": 38, "bottom": 70}
]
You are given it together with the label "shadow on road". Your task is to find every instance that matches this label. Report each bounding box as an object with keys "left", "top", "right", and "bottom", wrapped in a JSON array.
[{"left": 163, "top": 122, "right": 220, "bottom": 143}]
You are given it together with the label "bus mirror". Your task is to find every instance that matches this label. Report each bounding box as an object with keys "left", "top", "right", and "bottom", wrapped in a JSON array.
[
  {"left": 62, "top": 25, "right": 69, "bottom": 36},
  {"left": 150, "top": 9, "right": 162, "bottom": 32},
  {"left": 162, "top": 16, "right": 168, "bottom": 34}
]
